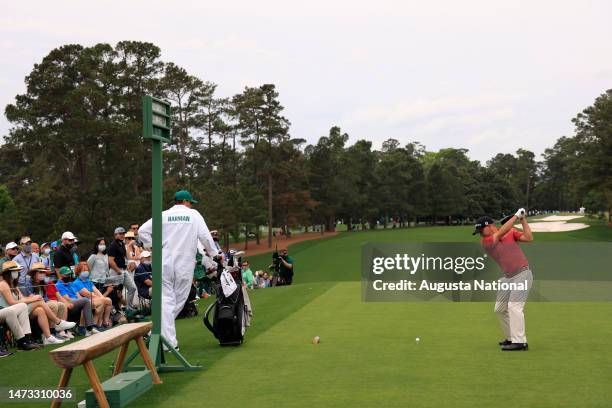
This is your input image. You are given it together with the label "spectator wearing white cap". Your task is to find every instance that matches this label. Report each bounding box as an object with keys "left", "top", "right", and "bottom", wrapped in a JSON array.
[
  {"left": 13, "top": 236, "right": 40, "bottom": 287},
  {"left": 53, "top": 231, "right": 78, "bottom": 275},
  {"left": 134, "top": 251, "right": 153, "bottom": 298},
  {"left": 39, "top": 242, "right": 53, "bottom": 269},
  {"left": 0, "top": 242, "right": 19, "bottom": 263}
]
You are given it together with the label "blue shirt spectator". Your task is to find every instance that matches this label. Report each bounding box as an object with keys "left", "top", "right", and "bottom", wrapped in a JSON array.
[
  {"left": 134, "top": 262, "right": 152, "bottom": 298},
  {"left": 13, "top": 241, "right": 40, "bottom": 287},
  {"left": 55, "top": 278, "right": 79, "bottom": 300},
  {"left": 72, "top": 276, "right": 95, "bottom": 296}
]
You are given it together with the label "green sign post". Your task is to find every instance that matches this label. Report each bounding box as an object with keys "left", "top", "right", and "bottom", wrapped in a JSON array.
[{"left": 123, "top": 96, "right": 200, "bottom": 373}]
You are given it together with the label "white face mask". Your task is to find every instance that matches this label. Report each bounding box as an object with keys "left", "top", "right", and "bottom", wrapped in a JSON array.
[
  {"left": 44, "top": 248, "right": 51, "bottom": 255},
  {"left": 98, "top": 245, "right": 106, "bottom": 252},
  {"left": 142, "top": 260, "right": 151, "bottom": 265},
  {"left": 11, "top": 271, "right": 19, "bottom": 280}
]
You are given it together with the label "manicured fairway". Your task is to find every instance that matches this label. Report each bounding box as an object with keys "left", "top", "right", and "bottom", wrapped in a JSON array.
[{"left": 2, "top": 218, "right": 611, "bottom": 407}]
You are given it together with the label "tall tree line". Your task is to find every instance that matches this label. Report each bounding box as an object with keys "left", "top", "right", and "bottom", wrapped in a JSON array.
[{"left": 1, "top": 42, "right": 610, "bottom": 248}]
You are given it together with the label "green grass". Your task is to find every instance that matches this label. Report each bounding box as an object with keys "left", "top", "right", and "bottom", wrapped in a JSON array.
[{"left": 2, "top": 218, "right": 611, "bottom": 407}]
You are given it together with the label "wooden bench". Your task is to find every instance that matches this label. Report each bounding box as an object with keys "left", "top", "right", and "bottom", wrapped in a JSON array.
[{"left": 48, "top": 322, "right": 161, "bottom": 408}]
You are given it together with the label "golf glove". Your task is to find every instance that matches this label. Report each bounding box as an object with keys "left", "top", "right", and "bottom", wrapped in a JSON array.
[{"left": 515, "top": 208, "right": 526, "bottom": 219}]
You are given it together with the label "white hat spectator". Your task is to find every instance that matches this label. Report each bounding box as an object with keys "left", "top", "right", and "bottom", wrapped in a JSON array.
[
  {"left": 5, "top": 242, "right": 18, "bottom": 250},
  {"left": 140, "top": 251, "right": 151, "bottom": 259},
  {"left": 114, "top": 226, "right": 126, "bottom": 234},
  {"left": 61, "top": 231, "right": 77, "bottom": 240}
]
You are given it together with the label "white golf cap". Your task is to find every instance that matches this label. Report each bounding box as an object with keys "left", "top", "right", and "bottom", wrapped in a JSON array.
[
  {"left": 140, "top": 251, "right": 151, "bottom": 259},
  {"left": 61, "top": 231, "right": 77, "bottom": 240},
  {"left": 5, "top": 242, "right": 18, "bottom": 250}
]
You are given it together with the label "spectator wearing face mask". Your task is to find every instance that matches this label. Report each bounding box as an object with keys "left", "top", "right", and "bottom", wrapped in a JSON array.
[
  {"left": 13, "top": 236, "right": 40, "bottom": 287},
  {"left": 107, "top": 227, "right": 138, "bottom": 309},
  {"left": 0, "top": 261, "right": 75, "bottom": 345},
  {"left": 55, "top": 266, "right": 98, "bottom": 336},
  {"left": 39, "top": 242, "right": 53, "bottom": 270},
  {"left": 74, "top": 262, "right": 112, "bottom": 329},
  {"left": 87, "top": 239, "right": 111, "bottom": 284},
  {"left": 24, "top": 262, "right": 74, "bottom": 340},
  {"left": 134, "top": 251, "right": 153, "bottom": 298},
  {"left": 53, "top": 232, "right": 78, "bottom": 276}
]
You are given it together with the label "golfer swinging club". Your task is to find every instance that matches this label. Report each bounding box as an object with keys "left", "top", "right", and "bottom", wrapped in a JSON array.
[
  {"left": 139, "top": 190, "right": 218, "bottom": 351},
  {"left": 473, "top": 208, "right": 533, "bottom": 351}
]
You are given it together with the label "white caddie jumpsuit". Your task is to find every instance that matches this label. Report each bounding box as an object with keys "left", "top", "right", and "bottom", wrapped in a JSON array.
[{"left": 139, "top": 204, "right": 219, "bottom": 348}]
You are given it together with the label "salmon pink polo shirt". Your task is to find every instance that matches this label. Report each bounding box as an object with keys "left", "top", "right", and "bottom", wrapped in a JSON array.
[{"left": 481, "top": 228, "right": 529, "bottom": 277}]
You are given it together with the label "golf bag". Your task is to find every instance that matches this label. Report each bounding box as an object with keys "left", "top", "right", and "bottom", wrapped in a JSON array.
[{"left": 203, "top": 254, "right": 248, "bottom": 346}]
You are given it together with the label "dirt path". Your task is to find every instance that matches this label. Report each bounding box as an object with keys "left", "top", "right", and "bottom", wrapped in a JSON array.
[{"left": 232, "top": 231, "right": 338, "bottom": 256}]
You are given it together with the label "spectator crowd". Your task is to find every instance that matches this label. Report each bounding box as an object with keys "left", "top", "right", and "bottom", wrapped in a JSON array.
[{"left": 0, "top": 226, "right": 295, "bottom": 358}]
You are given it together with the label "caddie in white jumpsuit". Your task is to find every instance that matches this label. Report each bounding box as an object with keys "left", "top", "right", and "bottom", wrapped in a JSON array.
[{"left": 139, "top": 190, "right": 219, "bottom": 349}]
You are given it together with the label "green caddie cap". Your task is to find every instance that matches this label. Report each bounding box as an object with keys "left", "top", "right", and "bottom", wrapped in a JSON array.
[{"left": 174, "top": 190, "right": 198, "bottom": 204}]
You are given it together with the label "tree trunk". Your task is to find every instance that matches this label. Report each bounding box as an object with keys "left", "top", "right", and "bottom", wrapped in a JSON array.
[
  {"left": 255, "top": 225, "right": 260, "bottom": 245},
  {"left": 267, "top": 172, "right": 273, "bottom": 248},
  {"left": 525, "top": 174, "right": 531, "bottom": 210},
  {"left": 244, "top": 225, "right": 249, "bottom": 251}
]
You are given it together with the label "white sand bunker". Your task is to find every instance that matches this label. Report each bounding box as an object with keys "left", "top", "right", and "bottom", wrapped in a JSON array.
[
  {"left": 537, "top": 215, "right": 585, "bottom": 222},
  {"left": 516, "top": 215, "right": 589, "bottom": 232}
]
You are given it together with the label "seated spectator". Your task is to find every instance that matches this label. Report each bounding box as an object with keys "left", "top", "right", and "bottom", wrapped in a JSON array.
[
  {"left": 262, "top": 272, "right": 271, "bottom": 288},
  {"left": 134, "top": 251, "right": 153, "bottom": 299},
  {"left": 55, "top": 266, "right": 98, "bottom": 336},
  {"left": 0, "top": 261, "right": 74, "bottom": 345},
  {"left": 24, "top": 262, "right": 74, "bottom": 340},
  {"left": 125, "top": 231, "right": 141, "bottom": 273},
  {"left": 253, "top": 270, "right": 265, "bottom": 288},
  {"left": 241, "top": 260, "right": 255, "bottom": 289},
  {"left": 0, "top": 242, "right": 18, "bottom": 263},
  {"left": 74, "top": 262, "right": 112, "bottom": 329},
  {"left": 0, "top": 299, "right": 39, "bottom": 351}
]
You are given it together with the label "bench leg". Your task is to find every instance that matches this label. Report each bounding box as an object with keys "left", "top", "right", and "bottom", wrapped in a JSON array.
[
  {"left": 83, "top": 360, "right": 110, "bottom": 408},
  {"left": 50, "top": 368, "right": 72, "bottom": 408},
  {"left": 136, "top": 336, "right": 162, "bottom": 384},
  {"left": 113, "top": 342, "right": 130, "bottom": 376}
]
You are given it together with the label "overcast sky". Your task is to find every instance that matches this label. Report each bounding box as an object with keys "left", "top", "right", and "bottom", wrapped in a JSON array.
[{"left": 2, "top": 1, "right": 611, "bottom": 163}]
